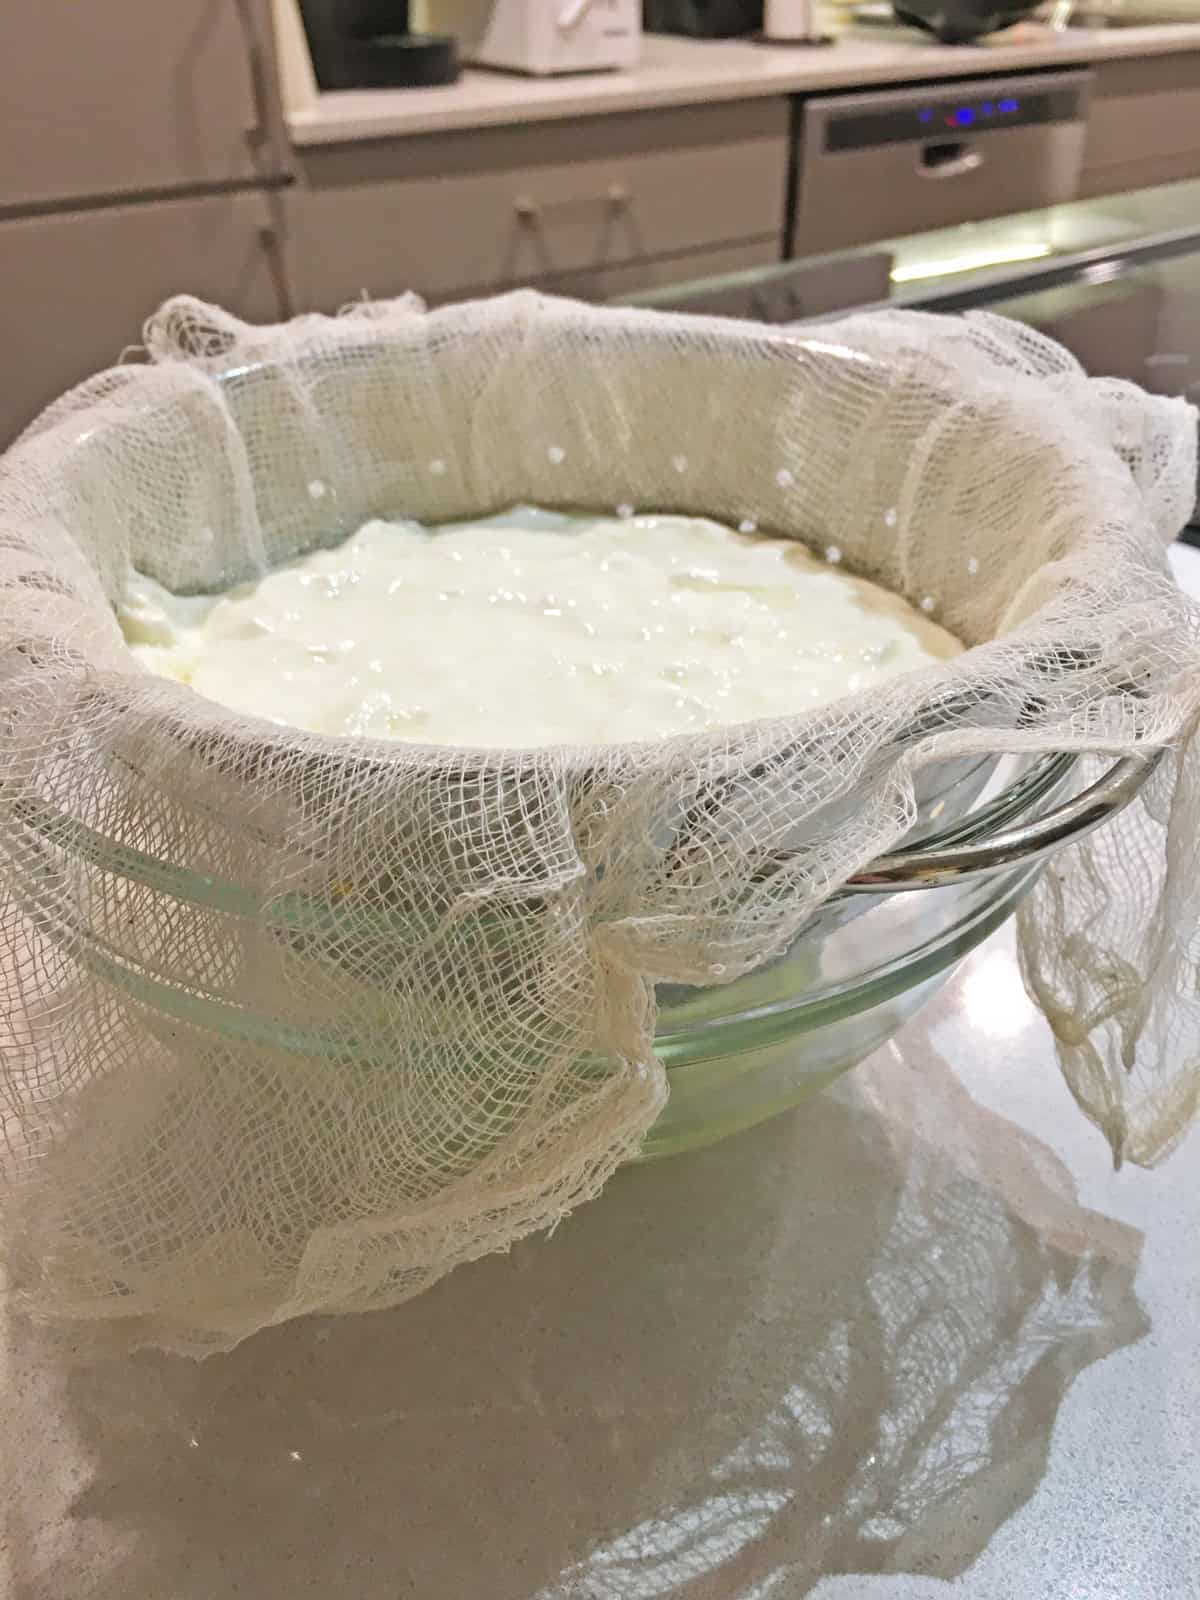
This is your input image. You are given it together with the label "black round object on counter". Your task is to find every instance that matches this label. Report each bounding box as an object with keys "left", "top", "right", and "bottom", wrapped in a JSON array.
[
  {"left": 344, "top": 0, "right": 416, "bottom": 27},
  {"left": 343, "top": 32, "right": 460, "bottom": 87},
  {"left": 892, "top": 0, "right": 1041, "bottom": 43},
  {"left": 643, "top": 0, "right": 764, "bottom": 35},
  {"left": 298, "top": 0, "right": 459, "bottom": 89}
]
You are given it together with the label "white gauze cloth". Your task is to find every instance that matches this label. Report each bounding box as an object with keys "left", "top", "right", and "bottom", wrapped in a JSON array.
[{"left": 0, "top": 292, "right": 1198, "bottom": 1355}]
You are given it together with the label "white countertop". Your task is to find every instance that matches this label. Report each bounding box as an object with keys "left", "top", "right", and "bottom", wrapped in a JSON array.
[
  {"left": 6, "top": 921, "right": 1197, "bottom": 1598},
  {"left": 4, "top": 536, "right": 1198, "bottom": 1599},
  {"left": 288, "top": 23, "right": 1200, "bottom": 145}
]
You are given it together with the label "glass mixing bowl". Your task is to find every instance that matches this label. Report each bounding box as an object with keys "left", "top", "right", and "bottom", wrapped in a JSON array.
[
  {"left": 16, "top": 741, "right": 1150, "bottom": 1164},
  {"left": 640, "top": 751, "right": 1058, "bottom": 1158},
  {"left": 6, "top": 334, "right": 1155, "bottom": 1177},
  {"left": 639, "top": 746, "right": 1152, "bottom": 1157},
  {"left": 645, "top": 841, "right": 1035, "bottom": 1157}
]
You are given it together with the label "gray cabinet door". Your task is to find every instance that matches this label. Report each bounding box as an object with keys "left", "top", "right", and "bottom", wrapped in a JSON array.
[
  {"left": 1080, "top": 54, "right": 1200, "bottom": 201},
  {"left": 0, "top": 190, "right": 291, "bottom": 445},
  {"left": 0, "top": 0, "right": 288, "bottom": 212},
  {"left": 291, "top": 100, "right": 789, "bottom": 310}
]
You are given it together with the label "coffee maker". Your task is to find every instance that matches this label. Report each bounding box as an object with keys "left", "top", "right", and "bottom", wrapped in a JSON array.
[
  {"left": 643, "top": 0, "right": 763, "bottom": 34},
  {"left": 298, "top": 0, "right": 460, "bottom": 88}
]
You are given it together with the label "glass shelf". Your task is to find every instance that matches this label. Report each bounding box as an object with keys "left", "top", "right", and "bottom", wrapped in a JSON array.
[
  {"left": 616, "top": 175, "right": 1200, "bottom": 522},
  {"left": 616, "top": 176, "right": 1200, "bottom": 324}
]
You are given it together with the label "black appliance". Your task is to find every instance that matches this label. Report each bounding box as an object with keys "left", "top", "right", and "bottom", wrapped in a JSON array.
[
  {"left": 892, "top": 0, "right": 1042, "bottom": 43},
  {"left": 299, "top": 0, "right": 459, "bottom": 89},
  {"left": 643, "top": 1, "right": 763, "bottom": 35}
]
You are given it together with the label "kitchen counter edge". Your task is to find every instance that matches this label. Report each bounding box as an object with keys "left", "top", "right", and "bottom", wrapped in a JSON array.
[{"left": 287, "top": 24, "right": 1200, "bottom": 145}]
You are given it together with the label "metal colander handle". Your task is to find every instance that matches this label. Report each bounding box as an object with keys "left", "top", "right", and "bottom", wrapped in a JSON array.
[{"left": 845, "top": 751, "right": 1162, "bottom": 893}]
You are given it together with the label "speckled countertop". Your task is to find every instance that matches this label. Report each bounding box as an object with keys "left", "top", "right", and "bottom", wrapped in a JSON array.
[
  {"left": 288, "top": 24, "right": 1200, "bottom": 144},
  {"left": 2, "top": 547, "right": 1197, "bottom": 1599}
]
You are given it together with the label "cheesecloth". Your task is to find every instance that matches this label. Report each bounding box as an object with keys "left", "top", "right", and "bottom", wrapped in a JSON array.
[{"left": 1, "top": 292, "right": 1197, "bottom": 1355}]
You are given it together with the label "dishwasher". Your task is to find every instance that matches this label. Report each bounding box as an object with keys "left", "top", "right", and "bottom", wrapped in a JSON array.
[{"left": 788, "top": 69, "right": 1093, "bottom": 256}]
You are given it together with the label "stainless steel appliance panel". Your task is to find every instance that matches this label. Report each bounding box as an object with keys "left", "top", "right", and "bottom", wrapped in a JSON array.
[{"left": 791, "top": 71, "right": 1092, "bottom": 256}]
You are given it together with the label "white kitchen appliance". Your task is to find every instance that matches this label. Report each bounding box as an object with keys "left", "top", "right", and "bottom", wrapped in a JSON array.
[
  {"left": 420, "top": 0, "right": 640, "bottom": 75},
  {"left": 765, "top": 0, "right": 821, "bottom": 36}
]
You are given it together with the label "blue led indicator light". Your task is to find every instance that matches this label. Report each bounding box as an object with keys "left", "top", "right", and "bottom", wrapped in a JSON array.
[
  {"left": 955, "top": 107, "right": 975, "bottom": 126},
  {"left": 982, "top": 101, "right": 995, "bottom": 115},
  {"left": 918, "top": 108, "right": 932, "bottom": 123},
  {"left": 998, "top": 97, "right": 1019, "bottom": 113}
]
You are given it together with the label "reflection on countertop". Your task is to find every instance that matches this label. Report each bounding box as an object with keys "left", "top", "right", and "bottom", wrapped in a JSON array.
[{"left": 6, "top": 925, "right": 1193, "bottom": 1600}]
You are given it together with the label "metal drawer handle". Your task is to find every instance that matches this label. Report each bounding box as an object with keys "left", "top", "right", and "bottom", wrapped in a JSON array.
[
  {"left": 844, "top": 751, "right": 1160, "bottom": 893},
  {"left": 514, "top": 183, "right": 629, "bottom": 222},
  {"left": 918, "top": 142, "right": 985, "bottom": 180}
]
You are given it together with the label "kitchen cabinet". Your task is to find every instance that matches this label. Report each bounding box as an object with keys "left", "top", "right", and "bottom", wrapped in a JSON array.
[
  {"left": 514, "top": 241, "right": 787, "bottom": 307},
  {"left": 0, "top": 0, "right": 289, "bottom": 213},
  {"left": 1079, "top": 53, "right": 1200, "bottom": 201},
  {"left": 288, "top": 99, "right": 789, "bottom": 310},
  {"left": 0, "top": 192, "right": 291, "bottom": 444},
  {"left": 0, "top": 0, "right": 293, "bottom": 446}
]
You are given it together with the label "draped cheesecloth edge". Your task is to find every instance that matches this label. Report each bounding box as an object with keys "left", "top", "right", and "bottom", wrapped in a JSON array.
[{"left": 0, "top": 292, "right": 1196, "bottom": 1354}]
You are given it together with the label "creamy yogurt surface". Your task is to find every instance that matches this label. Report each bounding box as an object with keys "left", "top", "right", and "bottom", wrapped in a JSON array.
[{"left": 118, "top": 507, "right": 961, "bottom": 748}]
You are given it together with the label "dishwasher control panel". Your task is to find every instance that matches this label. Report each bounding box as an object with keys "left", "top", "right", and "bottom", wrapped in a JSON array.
[
  {"left": 824, "top": 80, "right": 1088, "bottom": 151},
  {"left": 790, "top": 70, "right": 1093, "bottom": 257}
]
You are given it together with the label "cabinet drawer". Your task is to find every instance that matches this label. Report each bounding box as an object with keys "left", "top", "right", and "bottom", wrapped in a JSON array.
[
  {"left": 0, "top": 191, "right": 290, "bottom": 445},
  {"left": 291, "top": 100, "right": 789, "bottom": 309},
  {"left": 1079, "top": 54, "right": 1200, "bottom": 200},
  {"left": 436, "top": 240, "right": 782, "bottom": 309},
  {"left": 0, "top": 0, "right": 286, "bottom": 212}
]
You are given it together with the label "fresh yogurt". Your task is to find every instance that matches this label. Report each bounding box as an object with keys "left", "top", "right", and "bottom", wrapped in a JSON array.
[{"left": 118, "top": 507, "right": 961, "bottom": 748}]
